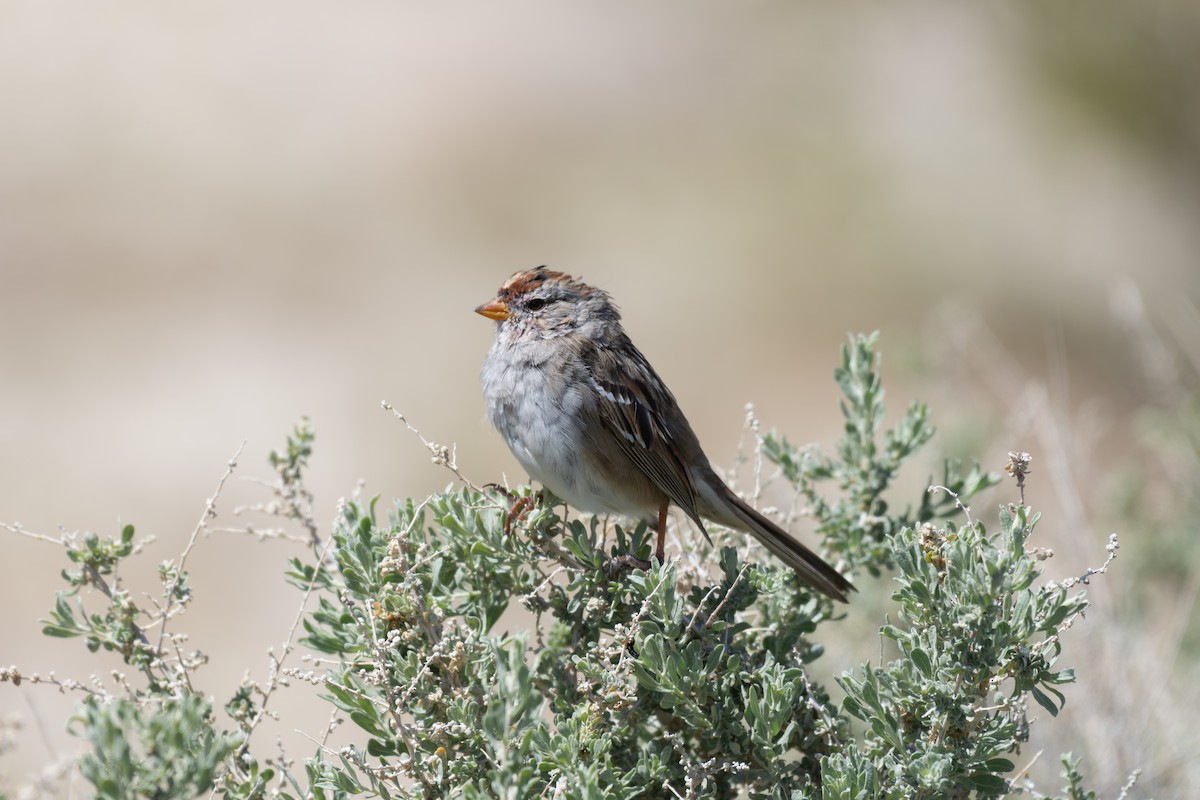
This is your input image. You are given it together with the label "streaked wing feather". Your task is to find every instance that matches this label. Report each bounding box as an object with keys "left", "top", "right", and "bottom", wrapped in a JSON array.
[{"left": 584, "top": 344, "right": 703, "bottom": 526}]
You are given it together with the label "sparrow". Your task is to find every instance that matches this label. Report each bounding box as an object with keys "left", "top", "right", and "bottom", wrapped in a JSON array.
[{"left": 476, "top": 268, "right": 854, "bottom": 602}]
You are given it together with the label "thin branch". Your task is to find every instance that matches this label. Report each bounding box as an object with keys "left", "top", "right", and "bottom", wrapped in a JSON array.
[
  {"left": 155, "top": 442, "right": 246, "bottom": 658},
  {"left": 381, "top": 402, "right": 478, "bottom": 490},
  {"left": 926, "top": 483, "right": 975, "bottom": 527},
  {"left": 0, "top": 521, "right": 68, "bottom": 545},
  {"left": 1005, "top": 749, "right": 1044, "bottom": 794},
  {"left": 236, "top": 531, "right": 338, "bottom": 759}
]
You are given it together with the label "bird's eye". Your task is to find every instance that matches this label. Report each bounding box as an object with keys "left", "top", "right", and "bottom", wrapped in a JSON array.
[{"left": 526, "top": 298, "right": 547, "bottom": 311}]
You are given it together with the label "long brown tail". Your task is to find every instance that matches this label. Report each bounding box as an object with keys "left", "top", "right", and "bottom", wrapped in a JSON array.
[{"left": 722, "top": 489, "right": 855, "bottom": 603}]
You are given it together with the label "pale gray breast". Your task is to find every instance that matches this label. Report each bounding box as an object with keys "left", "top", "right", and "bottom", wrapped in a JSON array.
[
  {"left": 482, "top": 336, "right": 583, "bottom": 483},
  {"left": 481, "top": 333, "right": 643, "bottom": 515}
]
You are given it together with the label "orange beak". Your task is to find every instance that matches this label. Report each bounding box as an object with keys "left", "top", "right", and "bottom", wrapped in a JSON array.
[{"left": 474, "top": 298, "right": 509, "bottom": 321}]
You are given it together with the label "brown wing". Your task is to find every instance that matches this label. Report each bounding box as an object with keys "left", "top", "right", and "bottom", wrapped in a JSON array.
[{"left": 582, "top": 339, "right": 711, "bottom": 541}]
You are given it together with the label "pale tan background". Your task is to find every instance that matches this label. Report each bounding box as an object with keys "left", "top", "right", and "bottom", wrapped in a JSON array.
[{"left": 3, "top": 0, "right": 1199, "bottom": 795}]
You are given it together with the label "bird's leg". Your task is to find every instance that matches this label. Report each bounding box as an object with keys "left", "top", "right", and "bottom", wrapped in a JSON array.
[{"left": 655, "top": 500, "right": 669, "bottom": 564}]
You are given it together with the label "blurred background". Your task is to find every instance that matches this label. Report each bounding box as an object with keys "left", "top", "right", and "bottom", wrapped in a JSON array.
[{"left": 2, "top": 0, "right": 1198, "bottom": 795}]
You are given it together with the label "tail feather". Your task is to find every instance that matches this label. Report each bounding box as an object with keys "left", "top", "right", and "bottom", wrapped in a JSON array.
[{"left": 721, "top": 490, "right": 855, "bottom": 603}]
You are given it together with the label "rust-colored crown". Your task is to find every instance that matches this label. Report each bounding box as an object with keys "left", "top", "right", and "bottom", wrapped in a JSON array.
[{"left": 497, "top": 267, "right": 576, "bottom": 300}]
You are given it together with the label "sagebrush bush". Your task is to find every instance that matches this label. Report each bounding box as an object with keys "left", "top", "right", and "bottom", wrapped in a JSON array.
[{"left": 2, "top": 334, "right": 1123, "bottom": 799}]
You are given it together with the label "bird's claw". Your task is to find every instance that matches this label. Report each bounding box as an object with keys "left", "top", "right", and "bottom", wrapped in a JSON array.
[
  {"left": 604, "top": 553, "right": 654, "bottom": 579},
  {"left": 484, "top": 485, "right": 544, "bottom": 535}
]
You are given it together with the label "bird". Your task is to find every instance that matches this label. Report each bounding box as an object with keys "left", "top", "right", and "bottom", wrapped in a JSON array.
[{"left": 474, "top": 267, "right": 854, "bottom": 603}]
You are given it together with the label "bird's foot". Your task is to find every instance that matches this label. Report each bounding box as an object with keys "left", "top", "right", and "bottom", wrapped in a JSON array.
[
  {"left": 604, "top": 553, "right": 654, "bottom": 579},
  {"left": 484, "top": 484, "right": 544, "bottom": 535}
]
